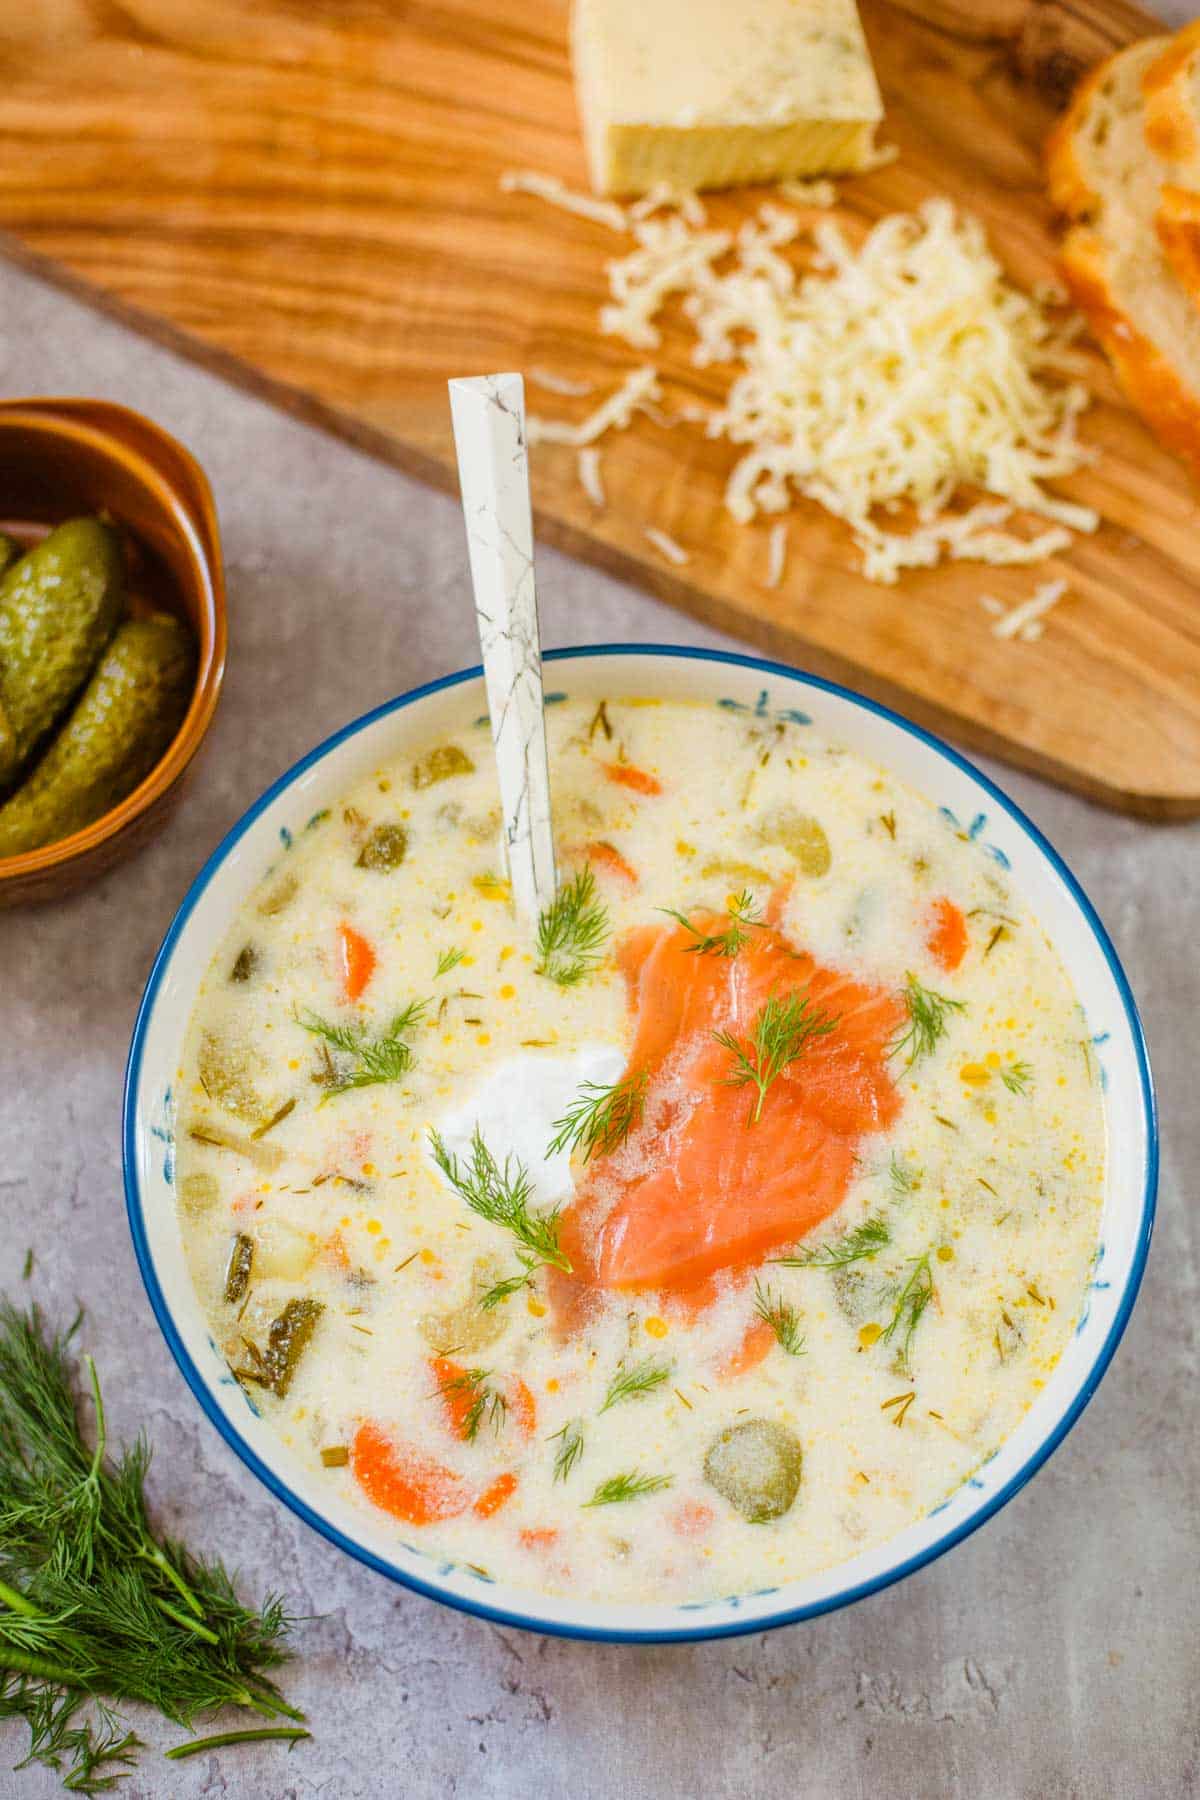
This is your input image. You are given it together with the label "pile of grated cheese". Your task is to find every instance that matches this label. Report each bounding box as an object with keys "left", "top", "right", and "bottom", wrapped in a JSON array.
[{"left": 512, "top": 174, "right": 1097, "bottom": 587}]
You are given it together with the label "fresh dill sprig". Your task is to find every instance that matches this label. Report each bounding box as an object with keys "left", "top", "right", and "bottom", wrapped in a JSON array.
[
  {"left": 436, "top": 1365, "right": 507, "bottom": 1442},
  {"left": 535, "top": 868, "right": 609, "bottom": 987},
  {"left": 296, "top": 1013, "right": 363, "bottom": 1057},
  {"left": 772, "top": 1215, "right": 891, "bottom": 1269},
  {"left": 299, "top": 998, "right": 429, "bottom": 1100},
  {"left": 0, "top": 1302, "right": 302, "bottom": 1794},
  {"left": 599, "top": 1357, "right": 672, "bottom": 1414},
  {"left": 435, "top": 947, "right": 467, "bottom": 978},
  {"left": 889, "top": 975, "right": 966, "bottom": 1068},
  {"left": 547, "top": 1071, "right": 648, "bottom": 1162},
  {"left": 3, "top": 1687, "right": 140, "bottom": 1793},
  {"left": 714, "top": 989, "right": 838, "bottom": 1125},
  {"left": 1001, "top": 1061, "right": 1034, "bottom": 1096},
  {"left": 881, "top": 1253, "right": 936, "bottom": 1373},
  {"left": 548, "top": 1420, "right": 585, "bottom": 1483},
  {"left": 477, "top": 1252, "right": 541, "bottom": 1312},
  {"left": 582, "top": 1470, "right": 673, "bottom": 1508},
  {"left": 429, "top": 1126, "right": 572, "bottom": 1272},
  {"left": 753, "top": 1280, "right": 805, "bottom": 1356},
  {"left": 888, "top": 1154, "right": 920, "bottom": 1198},
  {"left": 660, "top": 890, "right": 763, "bottom": 957}
]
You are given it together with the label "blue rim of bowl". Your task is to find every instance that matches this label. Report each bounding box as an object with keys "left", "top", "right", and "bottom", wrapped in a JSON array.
[{"left": 123, "top": 644, "right": 1157, "bottom": 1644}]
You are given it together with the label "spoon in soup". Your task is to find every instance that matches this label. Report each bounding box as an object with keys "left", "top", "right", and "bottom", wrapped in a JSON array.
[{"left": 448, "top": 372, "right": 557, "bottom": 927}]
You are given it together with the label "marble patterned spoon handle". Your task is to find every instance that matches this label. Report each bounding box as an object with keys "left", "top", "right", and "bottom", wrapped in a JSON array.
[{"left": 448, "top": 372, "right": 557, "bottom": 927}]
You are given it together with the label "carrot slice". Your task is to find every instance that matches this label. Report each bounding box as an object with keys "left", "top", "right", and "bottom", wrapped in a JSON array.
[
  {"left": 474, "top": 1472, "right": 518, "bottom": 1518},
  {"left": 603, "top": 761, "right": 663, "bottom": 796},
  {"left": 720, "top": 1317, "right": 776, "bottom": 1380},
  {"left": 507, "top": 1376, "right": 538, "bottom": 1438},
  {"left": 337, "top": 921, "right": 377, "bottom": 1002},
  {"left": 321, "top": 1231, "right": 352, "bottom": 1273},
  {"left": 582, "top": 840, "right": 639, "bottom": 888},
  {"left": 671, "top": 1500, "right": 715, "bottom": 1539},
  {"left": 519, "top": 1526, "right": 559, "bottom": 1550},
  {"left": 927, "top": 897, "right": 968, "bottom": 972},
  {"left": 430, "top": 1356, "right": 477, "bottom": 1440},
  {"left": 351, "top": 1422, "right": 468, "bottom": 1525}
]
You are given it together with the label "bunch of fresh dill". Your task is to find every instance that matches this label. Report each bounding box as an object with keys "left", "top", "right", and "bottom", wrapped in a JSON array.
[{"left": 0, "top": 1301, "right": 306, "bottom": 1793}]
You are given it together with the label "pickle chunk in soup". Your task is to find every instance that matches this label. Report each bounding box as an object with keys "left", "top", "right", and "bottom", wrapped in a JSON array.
[{"left": 704, "top": 1419, "right": 804, "bottom": 1523}]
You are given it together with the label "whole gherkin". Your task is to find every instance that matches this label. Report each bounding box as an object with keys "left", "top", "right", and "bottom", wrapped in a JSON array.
[{"left": 0, "top": 517, "right": 126, "bottom": 785}]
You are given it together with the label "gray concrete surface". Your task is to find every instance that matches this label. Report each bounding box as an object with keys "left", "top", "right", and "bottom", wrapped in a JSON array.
[{"left": 0, "top": 198, "right": 1196, "bottom": 1796}]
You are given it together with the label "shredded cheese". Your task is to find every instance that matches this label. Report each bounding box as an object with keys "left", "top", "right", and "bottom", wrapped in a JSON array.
[
  {"left": 601, "top": 196, "right": 1097, "bottom": 583},
  {"left": 578, "top": 447, "right": 606, "bottom": 508},
  {"left": 644, "top": 526, "right": 690, "bottom": 566},
  {"left": 858, "top": 142, "right": 900, "bottom": 172},
  {"left": 629, "top": 185, "right": 708, "bottom": 226},
  {"left": 530, "top": 368, "right": 595, "bottom": 398},
  {"left": 778, "top": 179, "right": 837, "bottom": 207},
  {"left": 602, "top": 217, "right": 734, "bottom": 351},
  {"left": 500, "top": 170, "right": 627, "bottom": 232},
  {"left": 504, "top": 165, "right": 1096, "bottom": 588},
  {"left": 991, "top": 578, "right": 1069, "bottom": 642},
  {"left": 527, "top": 367, "right": 661, "bottom": 447},
  {"left": 766, "top": 522, "right": 788, "bottom": 589}
]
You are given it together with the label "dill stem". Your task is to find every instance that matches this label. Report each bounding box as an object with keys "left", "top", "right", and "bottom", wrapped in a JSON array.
[
  {"left": 165, "top": 1725, "right": 311, "bottom": 1762},
  {"left": 224, "top": 1682, "right": 306, "bottom": 1723},
  {"left": 138, "top": 1541, "right": 204, "bottom": 1619},
  {"left": 250, "top": 1690, "right": 307, "bottom": 1723},
  {"left": 0, "top": 1647, "right": 89, "bottom": 1687},
  {"left": 0, "top": 1578, "right": 39, "bottom": 1618},
  {"left": 152, "top": 1595, "right": 221, "bottom": 1645},
  {"left": 84, "top": 1355, "right": 106, "bottom": 1480}
]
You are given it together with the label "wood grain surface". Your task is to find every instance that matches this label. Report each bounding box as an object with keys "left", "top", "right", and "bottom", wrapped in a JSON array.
[{"left": 0, "top": 0, "right": 1196, "bottom": 815}]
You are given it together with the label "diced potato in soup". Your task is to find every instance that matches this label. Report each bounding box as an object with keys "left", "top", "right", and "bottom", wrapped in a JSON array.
[{"left": 175, "top": 697, "right": 1104, "bottom": 1603}]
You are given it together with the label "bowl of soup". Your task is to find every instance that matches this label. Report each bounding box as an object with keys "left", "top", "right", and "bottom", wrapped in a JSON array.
[{"left": 123, "top": 646, "right": 1155, "bottom": 1641}]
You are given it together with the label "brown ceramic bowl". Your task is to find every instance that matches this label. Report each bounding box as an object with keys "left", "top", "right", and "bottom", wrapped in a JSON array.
[{"left": 0, "top": 399, "right": 225, "bottom": 905}]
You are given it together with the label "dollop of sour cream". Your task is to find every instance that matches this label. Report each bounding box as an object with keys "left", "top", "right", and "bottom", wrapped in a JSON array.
[{"left": 431, "top": 1044, "right": 627, "bottom": 1206}]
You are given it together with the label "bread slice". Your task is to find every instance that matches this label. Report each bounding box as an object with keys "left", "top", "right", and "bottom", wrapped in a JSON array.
[
  {"left": 1059, "top": 224, "right": 1200, "bottom": 479},
  {"left": 1045, "top": 37, "right": 1169, "bottom": 226},
  {"left": 1048, "top": 34, "right": 1200, "bottom": 308},
  {"left": 1141, "top": 28, "right": 1200, "bottom": 307},
  {"left": 1047, "top": 35, "right": 1200, "bottom": 474},
  {"left": 1144, "top": 21, "right": 1200, "bottom": 184},
  {"left": 1156, "top": 182, "right": 1200, "bottom": 311}
]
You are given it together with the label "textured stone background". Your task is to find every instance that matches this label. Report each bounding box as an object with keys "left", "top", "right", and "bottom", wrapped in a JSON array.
[{"left": 2, "top": 36, "right": 1198, "bottom": 1794}]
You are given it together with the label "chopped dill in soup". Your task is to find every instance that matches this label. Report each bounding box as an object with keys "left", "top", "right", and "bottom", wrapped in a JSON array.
[{"left": 175, "top": 697, "right": 1104, "bottom": 1603}]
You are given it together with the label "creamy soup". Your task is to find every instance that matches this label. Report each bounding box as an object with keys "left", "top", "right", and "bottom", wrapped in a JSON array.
[{"left": 175, "top": 697, "right": 1104, "bottom": 1604}]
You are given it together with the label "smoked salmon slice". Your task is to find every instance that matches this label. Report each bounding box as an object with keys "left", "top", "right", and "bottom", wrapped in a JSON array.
[{"left": 556, "top": 911, "right": 904, "bottom": 1305}]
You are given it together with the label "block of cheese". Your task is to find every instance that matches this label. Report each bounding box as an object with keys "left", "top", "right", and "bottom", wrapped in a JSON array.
[{"left": 571, "top": 0, "right": 884, "bottom": 197}]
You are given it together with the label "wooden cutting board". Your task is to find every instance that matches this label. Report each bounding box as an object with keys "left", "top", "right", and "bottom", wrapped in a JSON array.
[{"left": 0, "top": 0, "right": 1197, "bottom": 815}]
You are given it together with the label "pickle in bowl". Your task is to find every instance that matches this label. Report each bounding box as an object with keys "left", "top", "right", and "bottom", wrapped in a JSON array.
[{"left": 0, "top": 509, "right": 199, "bottom": 860}]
